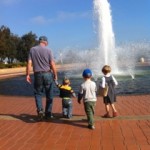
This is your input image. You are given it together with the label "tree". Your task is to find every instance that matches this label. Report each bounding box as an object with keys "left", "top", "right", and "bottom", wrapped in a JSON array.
[
  {"left": 16, "top": 32, "right": 38, "bottom": 62},
  {"left": 7, "top": 35, "right": 20, "bottom": 63},
  {"left": 0, "top": 25, "right": 20, "bottom": 63},
  {"left": 0, "top": 25, "right": 11, "bottom": 62},
  {"left": 0, "top": 25, "right": 38, "bottom": 63}
]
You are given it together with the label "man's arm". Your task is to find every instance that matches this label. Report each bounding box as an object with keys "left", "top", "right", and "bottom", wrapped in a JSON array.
[
  {"left": 50, "top": 60, "right": 57, "bottom": 80},
  {"left": 26, "top": 60, "right": 32, "bottom": 84}
]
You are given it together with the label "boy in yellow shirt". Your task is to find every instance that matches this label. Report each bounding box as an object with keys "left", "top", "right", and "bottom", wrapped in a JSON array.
[{"left": 55, "top": 78, "right": 76, "bottom": 119}]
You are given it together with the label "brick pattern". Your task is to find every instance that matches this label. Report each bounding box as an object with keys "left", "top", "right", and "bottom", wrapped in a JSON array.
[{"left": 0, "top": 95, "right": 150, "bottom": 150}]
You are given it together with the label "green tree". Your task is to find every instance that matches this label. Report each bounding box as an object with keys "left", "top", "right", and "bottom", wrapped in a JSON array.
[
  {"left": 0, "top": 25, "right": 20, "bottom": 63},
  {"left": 17, "top": 32, "right": 38, "bottom": 62},
  {"left": 0, "top": 25, "right": 11, "bottom": 62},
  {"left": 7, "top": 35, "right": 20, "bottom": 63},
  {"left": 0, "top": 25, "right": 38, "bottom": 63}
]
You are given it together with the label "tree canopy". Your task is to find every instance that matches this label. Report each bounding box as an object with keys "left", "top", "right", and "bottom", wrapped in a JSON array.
[{"left": 0, "top": 25, "right": 38, "bottom": 63}]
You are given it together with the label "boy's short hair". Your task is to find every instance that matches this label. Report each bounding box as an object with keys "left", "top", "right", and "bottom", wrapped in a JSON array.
[
  {"left": 102, "top": 65, "right": 111, "bottom": 75},
  {"left": 63, "top": 78, "right": 70, "bottom": 85}
]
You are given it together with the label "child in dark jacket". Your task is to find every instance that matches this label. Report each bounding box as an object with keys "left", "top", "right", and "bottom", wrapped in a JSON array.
[{"left": 55, "top": 78, "right": 76, "bottom": 119}]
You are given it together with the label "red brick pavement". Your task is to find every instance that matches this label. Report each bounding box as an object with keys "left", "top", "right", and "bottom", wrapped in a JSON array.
[{"left": 0, "top": 95, "right": 150, "bottom": 150}]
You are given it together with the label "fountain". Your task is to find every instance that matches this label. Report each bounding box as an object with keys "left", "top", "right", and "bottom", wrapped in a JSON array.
[
  {"left": 57, "top": 0, "right": 118, "bottom": 78},
  {"left": 0, "top": 1, "right": 150, "bottom": 96},
  {"left": 56, "top": 0, "right": 150, "bottom": 95},
  {"left": 57, "top": 0, "right": 150, "bottom": 80},
  {"left": 93, "top": 0, "right": 117, "bottom": 74},
  {"left": 92, "top": 0, "right": 150, "bottom": 79}
]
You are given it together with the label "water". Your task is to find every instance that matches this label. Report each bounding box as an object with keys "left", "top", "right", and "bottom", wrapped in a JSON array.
[
  {"left": 92, "top": 0, "right": 150, "bottom": 79},
  {"left": 93, "top": 0, "right": 117, "bottom": 73},
  {"left": 56, "top": 0, "right": 150, "bottom": 80},
  {"left": 0, "top": 65, "right": 150, "bottom": 96},
  {"left": 0, "top": 0, "right": 149, "bottom": 96}
]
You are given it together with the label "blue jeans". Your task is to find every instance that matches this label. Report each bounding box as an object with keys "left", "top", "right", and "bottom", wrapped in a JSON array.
[
  {"left": 62, "top": 98, "right": 72, "bottom": 118},
  {"left": 34, "top": 72, "right": 54, "bottom": 115}
]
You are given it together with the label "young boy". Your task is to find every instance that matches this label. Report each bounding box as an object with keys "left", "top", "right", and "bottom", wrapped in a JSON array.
[
  {"left": 55, "top": 78, "right": 76, "bottom": 119},
  {"left": 101, "top": 65, "right": 118, "bottom": 118},
  {"left": 78, "top": 69, "right": 97, "bottom": 130}
]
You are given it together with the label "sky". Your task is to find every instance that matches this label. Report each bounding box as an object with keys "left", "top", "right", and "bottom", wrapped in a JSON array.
[{"left": 0, "top": 0, "right": 150, "bottom": 54}]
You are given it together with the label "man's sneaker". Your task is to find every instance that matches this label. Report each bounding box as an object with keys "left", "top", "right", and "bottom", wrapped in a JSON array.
[
  {"left": 45, "top": 112, "right": 54, "bottom": 120},
  {"left": 38, "top": 110, "right": 44, "bottom": 121},
  {"left": 113, "top": 112, "right": 118, "bottom": 117},
  {"left": 88, "top": 125, "right": 95, "bottom": 130}
]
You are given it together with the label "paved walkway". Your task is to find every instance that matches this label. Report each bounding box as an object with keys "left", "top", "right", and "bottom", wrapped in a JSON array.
[{"left": 0, "top": 95, "right": 150, "bottom": 150}]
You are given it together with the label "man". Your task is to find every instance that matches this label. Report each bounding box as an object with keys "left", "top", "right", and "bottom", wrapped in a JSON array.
[{"left": 26, "top": 36, "right": 57, "bottom": 120}]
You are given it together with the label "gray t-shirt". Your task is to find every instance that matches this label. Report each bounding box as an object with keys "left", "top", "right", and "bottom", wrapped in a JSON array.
[
  {"left": 28, "top": 45, "right": 53, "bottom": 72},
  {"left": 79, "top": 79, "right": 97, "bottom": 102}
]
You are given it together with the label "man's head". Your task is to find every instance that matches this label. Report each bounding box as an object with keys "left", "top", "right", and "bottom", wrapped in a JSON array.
[{"left": 39, "top": 36, "right": 48, "bottom": 45}]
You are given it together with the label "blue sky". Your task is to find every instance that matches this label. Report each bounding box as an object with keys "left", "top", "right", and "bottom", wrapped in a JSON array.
[{"left": 0, "top": 0, "right": 150, "bottom": 53}]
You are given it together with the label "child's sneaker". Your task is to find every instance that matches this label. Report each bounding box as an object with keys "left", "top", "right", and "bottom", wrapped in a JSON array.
[
  {"left": 113, "top": 112, "right": 118, "bottom": 117},
  {"left": 45, "top": 112, "right": 53, "bottom": 120},
  {"left": 88, "top": 125, "right": 95, "bottom": 130},
  {"left": 62, "top": 114, "right": 67, "bottom": 118},
  {"left": 67, "top": 114, "right": 72, "bottom": 119}
]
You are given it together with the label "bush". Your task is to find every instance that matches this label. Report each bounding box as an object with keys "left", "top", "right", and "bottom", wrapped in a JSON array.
[
  {"left": 0, "top": 63, "right": 6, "bottom": 69},
  {"left": 0, "top": 62, "right": 27, "bottom": 69}
]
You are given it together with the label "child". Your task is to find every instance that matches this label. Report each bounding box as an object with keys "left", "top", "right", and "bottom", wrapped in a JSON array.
[
  {"left": 101, "top": 65, "right": 118, "bottom": 118},
  {"left": 78, "top": 69, "right": 97, "bottom": 130},
  {"left": 55, "top": 78, "right": 76, "bottom": 119}
]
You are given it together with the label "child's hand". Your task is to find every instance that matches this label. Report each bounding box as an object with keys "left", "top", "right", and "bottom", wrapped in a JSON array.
[
  {"left": 78, "top": 93, "right": 83, "bottom": 103},
  {"left": 72, "top": 93, "right": 76, "bottom": 97},
  {"left": 78, "top": 99, "right": 81, "bottom": 104}
]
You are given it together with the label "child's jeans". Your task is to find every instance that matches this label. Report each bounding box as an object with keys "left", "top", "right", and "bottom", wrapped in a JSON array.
[
  {"left": 84, "top": 101, "right": 96, "bottom": 126},
  {"left": 62, "top": 98, "right": 73, "bottom": 118}
]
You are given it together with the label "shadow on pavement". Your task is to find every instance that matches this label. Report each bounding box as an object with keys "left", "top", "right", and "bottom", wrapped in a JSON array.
[{"left": 0, "top": 113, "right": 89, "bottom": 129}]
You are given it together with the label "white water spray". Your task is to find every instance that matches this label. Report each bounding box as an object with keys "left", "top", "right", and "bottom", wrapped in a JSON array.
[{"left": 93, "top": 0, "right": 118, "bottom": 72}]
